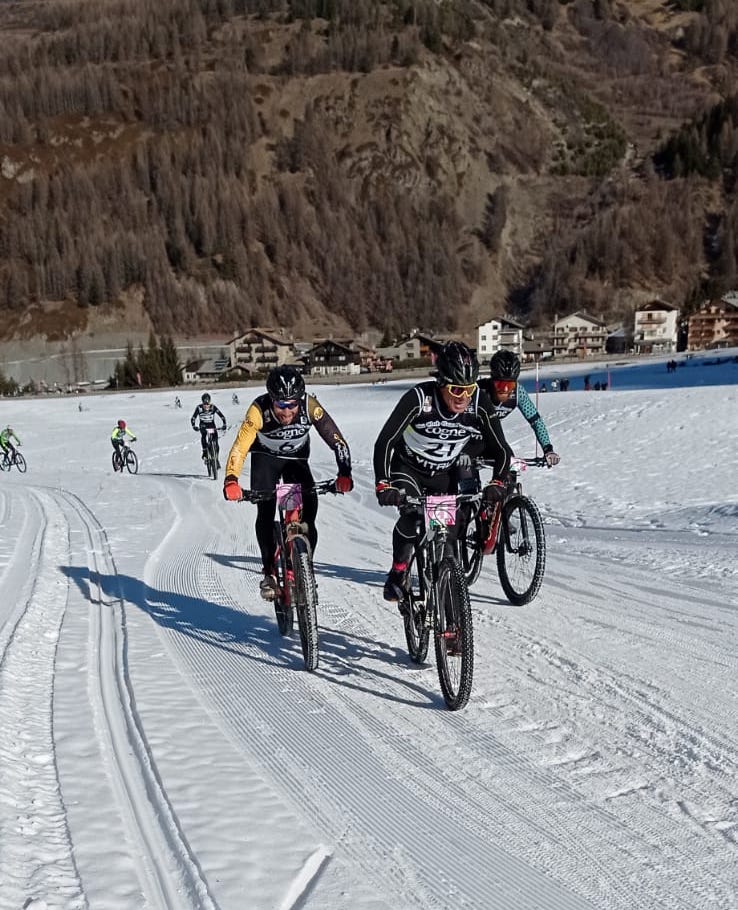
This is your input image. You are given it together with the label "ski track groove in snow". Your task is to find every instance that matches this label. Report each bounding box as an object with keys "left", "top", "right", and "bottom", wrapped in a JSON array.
[
  {"left": 53, "top": 488, "right": 220, "bottom": 910},
  {"left": 145, "top": 509, "right": 598, "bottom": 910},
  {"left": 0, "top": 488, "right": 86, "bottom": 910}
]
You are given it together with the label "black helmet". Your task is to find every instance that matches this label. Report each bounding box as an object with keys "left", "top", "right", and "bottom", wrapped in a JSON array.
[
  {"left": 435, "top": 342, "right": 479, "bottom": 386},
  {"left": 201, "top": 392, "right": 211, "bottom": 404},
  {"left": 488, "top": 350, "right": 521, "bottom": 381},
  {"left": 266, "top": 365, "right": 305, "bottom": 401}
]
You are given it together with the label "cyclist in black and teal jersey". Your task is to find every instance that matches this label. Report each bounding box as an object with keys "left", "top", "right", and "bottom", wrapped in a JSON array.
[{"left": 477, "top": 350, "right": 560, "bottom": 467}]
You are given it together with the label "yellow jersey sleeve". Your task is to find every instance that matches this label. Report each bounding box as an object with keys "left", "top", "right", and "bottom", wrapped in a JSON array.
[{"left": 225, "top": 403, "right": 263, "bottom": 478}]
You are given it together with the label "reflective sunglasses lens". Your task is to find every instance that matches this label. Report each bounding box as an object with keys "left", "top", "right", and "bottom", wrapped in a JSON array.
[
  {"left": 275, "top": 399, "right": 299, "bottom": 409},
  {"left": 493, "top": 381, "right": 516, "bottom": 395}
]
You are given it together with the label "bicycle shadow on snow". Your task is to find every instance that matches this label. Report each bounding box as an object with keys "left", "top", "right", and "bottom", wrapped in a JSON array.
[
  {"left": 60, "top": 564, "right": 307, "bottom": 673},
  {"left": 205, "top": 553, "right": 445, "bottom": 709},
  {"left": 60, "top": 564, "right": 441, "bottom": 706}
]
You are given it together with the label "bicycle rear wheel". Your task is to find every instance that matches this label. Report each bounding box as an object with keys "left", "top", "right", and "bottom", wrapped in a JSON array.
[
  {"left": 434, "top": 557, "right": 474, "bottom": 711},
  {"left": 496, "top": 494, "right": 546, "bottom": 605},
  {"left": 112, "top": 451, "right": 122, "bottom": 472},
  {"left": 272, "top": 521, "right": 294, "bottom": 636},
  {"left": 125, "top": 449, "right": 138, "bottom": 474},
  {"left": 13, "top": 453, "right": 27, "bottom": 473},
  {"left": 459, "top": 511, "right": 484, "bottom": 587},
  {"left": 402, "top": 555, "right": 430, "bottom": 664},
  {"left": 292, "top": 536, "right": 319, "bottom": 671}
]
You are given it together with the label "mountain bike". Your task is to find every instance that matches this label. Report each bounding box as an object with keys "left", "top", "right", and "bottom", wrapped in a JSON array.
[
  {"left": 459, "top": 457, "right": 546, "bottom": 605},
  {"left": 203, "top": 427, "right": 223, "bottom": 481},
  {"left": 241, "top": 480, "right": 339, "bottom": 672},
  {"left": 0, "top": 448, "right": 26, "bottom": 473},
  {"left": 397, "top": 492, "right": 481, "bottom": 711},
  {"left": 111, "top": 441, "right": 138, "bottom": 474}
]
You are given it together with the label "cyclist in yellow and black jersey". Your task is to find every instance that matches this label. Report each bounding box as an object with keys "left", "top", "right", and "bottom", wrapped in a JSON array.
[{"left": 223, "top": 365, "right": 353, "bottom": 599}]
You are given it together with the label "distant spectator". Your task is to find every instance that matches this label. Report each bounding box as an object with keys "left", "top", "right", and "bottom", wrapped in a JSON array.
[
  {"left": 540, "top": 382, "right": 547, "bottom": 393},
  {"left": 550, "top": 379, "right": 559, "bottom": 392},
  {"left": 584, "top": 375, "right": 591, "bottom": 391}
]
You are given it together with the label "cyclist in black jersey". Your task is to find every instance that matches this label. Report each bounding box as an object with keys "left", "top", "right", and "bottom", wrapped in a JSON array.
[
  {"left": 373, "top": 342, "right": 512, "bottom": 601},
  {"left": 191, "top": 392, "right": 227, "bottom": 463}
]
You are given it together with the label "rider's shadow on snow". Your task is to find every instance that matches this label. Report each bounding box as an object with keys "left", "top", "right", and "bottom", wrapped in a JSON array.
[{"left": 59, "top": 564, "right": 302, "bottom": 670}]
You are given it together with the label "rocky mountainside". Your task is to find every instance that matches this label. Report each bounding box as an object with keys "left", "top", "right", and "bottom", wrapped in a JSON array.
[{"left": 0, "top": 0, "right": 737, "bottom": 343}]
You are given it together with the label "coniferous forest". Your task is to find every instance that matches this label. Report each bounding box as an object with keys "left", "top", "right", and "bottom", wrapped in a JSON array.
[{"left": 1, "top": 0, "right": 737, "bottom": 339}]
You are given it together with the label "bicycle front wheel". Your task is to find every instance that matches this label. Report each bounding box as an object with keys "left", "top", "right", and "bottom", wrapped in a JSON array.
[
  {"left": 125, "top": 449, "right": 138, "bottom": 474},
  {"left": 13, "top": 453, "right": 27, "bottom": 473},
  {"left": 434, "top": 557, "right": 474, "bottom": 711},
  {"left": 292, "top": 536, "right": 319, "bottom": 671},
  {"left": 496, "top": 494, "right": 546, "bottom": 605}
]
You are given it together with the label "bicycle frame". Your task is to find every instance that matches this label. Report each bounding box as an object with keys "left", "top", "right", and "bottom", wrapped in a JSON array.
[{"left": 240, "top": 480, "right": 338, "bottom": 671}]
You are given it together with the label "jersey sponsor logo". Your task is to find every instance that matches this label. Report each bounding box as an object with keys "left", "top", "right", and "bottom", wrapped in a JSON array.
[
  {"left": 313, "top": 405, "right": 324, "bottom": 419},
  {"left": 422, "top": 395, "right": 433, "bottom": 413}
]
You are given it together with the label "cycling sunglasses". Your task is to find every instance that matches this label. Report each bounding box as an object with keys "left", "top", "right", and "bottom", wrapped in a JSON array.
[
  {"left": 273, "top": 398, "right": 300, "bottom": 410},
  {"left": 445, "top": 382, "right": 477, "bottom": 399},
  {"left": 492, "top": 380, "right": 517, "bottom": 396}
]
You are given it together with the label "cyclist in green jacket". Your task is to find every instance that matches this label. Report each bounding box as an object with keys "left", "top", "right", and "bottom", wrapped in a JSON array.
[
  {"left": 111, "top": 419, "right": 136, "bottom": 467},
  {"left": 0, "top": 426, "right": 21, "bottom": 466}
]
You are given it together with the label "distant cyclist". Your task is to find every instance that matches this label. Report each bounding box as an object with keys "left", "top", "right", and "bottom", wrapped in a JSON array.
[
  {"left": 222, "top": 365, "right": 353, "bottom": 600},
  {"left": 232, "top": 392, "right": 240, "bottom": 405},
  {"left": 477, "top": 350, "right": 560, "bottom": 466},
  {"left": 111, "top": 420, "right": 136, "bottom": 468},
  {"left": 0, "top": 426, "right": 21, "bottom": 466},
  {"left": 191, "top": 392, "right": 227, "bottom": 463},
  {"left": 174, "top": 396, "right": 182, "bottom": 409}
]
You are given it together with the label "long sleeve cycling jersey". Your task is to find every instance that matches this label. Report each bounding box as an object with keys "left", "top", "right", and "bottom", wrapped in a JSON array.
[
  {"left": 111, "top": 426, "right": 136, "bottom": 442},
  {"left": 0, "top": 428, "right": 20, "bottom": 448},
  {"left": 225, "top": 393, "right": 351, "bottom": 479},
  {"left": 191, "top": 403, "right": 227, "bottom": 430},
  {"left": 477, "top": 379, "right": 553, "bottom": 452},
  {"left": 373, "top": 381, "right": 511, "bottom": 482}
]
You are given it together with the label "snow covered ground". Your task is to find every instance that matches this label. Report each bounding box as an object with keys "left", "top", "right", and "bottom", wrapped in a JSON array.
[{"left": 0, "top": 350, "right": 736, "bottom": 910}]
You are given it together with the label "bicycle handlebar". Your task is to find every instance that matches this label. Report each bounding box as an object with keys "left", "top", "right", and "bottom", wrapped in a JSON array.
[
  {"left": 474, "top": 455, "right": 548, "bottom": 469},
  {"left": 401, "top": 491, "right": 483, "bottom": 509},
  {"left": 239, "top": 479, "right": 340, "bottom": 502}
]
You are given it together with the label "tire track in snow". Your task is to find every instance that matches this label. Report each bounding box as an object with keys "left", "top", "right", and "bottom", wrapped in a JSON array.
[
  {"left": 147, "top": 505, "right": 597, "bottom": 910},
  {"left": 55, "top": 489, "right": 219, "bottom": 910},
  {"left": 0, "top": 489, "right": 86, "bottom": 909}
]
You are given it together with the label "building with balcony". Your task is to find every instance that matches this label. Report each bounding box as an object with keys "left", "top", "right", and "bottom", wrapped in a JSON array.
[
  {"left": 227, "top": 329, "right": 295, "bottom": 376},
  {"left": 688, "top": 293, "right": 738, "bottom": 350},
  {"left": 552, "top": 311, "right": 608, "bottom": 358},
  {"left": 633, "top": 301, "right": 679, "bottom": 354},
  {"left": 476, "top": 316, "right": 525, "bottom": 360},
  {"left": 304, "top": 340, "right": 361, "bottom": 376}
]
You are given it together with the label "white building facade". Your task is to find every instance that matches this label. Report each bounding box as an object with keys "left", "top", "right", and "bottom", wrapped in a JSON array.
[
  {"left": 633, "top": 301, "right": 679, "bottom": 354},
  {"left": 476, "top": 317, "right": 524, "bottom": 359}
]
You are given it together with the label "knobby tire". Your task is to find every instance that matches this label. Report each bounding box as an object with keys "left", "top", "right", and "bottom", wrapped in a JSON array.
[
  {"left": 292, "top": 536, "right": 319, "bottom": 671},
  {"left": 11, "top": 452, "right": 27, "bottom": 473},
  {"left": 496, "top": 494, "right": 546, "bottom": 605},
  {"left": 402, "top": 555, "right": 430, "bottom": 664},
  {"left": 434, "top": 557, "right": 474, "bottom": 711},
  {"left": 272, "top": 520, "right": 294, "bottom": 636},
  {"left": 125, "top": 448, "right": 138, "bottom": 475}
]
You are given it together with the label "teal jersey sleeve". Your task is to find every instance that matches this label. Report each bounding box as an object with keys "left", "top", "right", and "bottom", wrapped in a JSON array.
[{"left": 516, "top": 386, "right": 552, "bottom": 451}]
